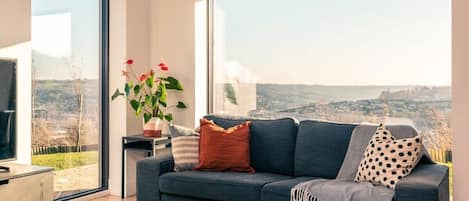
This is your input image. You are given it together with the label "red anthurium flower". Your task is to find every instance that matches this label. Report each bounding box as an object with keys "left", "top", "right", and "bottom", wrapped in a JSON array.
[
  {"left": 139, "top": 73, "right": 148, "bottom": 82},
  {"left": 125, "top": 59, "right": 134, "bottom": 65},
  {"left": 159, "top": 63, "right": 169, "bottom": 71}
]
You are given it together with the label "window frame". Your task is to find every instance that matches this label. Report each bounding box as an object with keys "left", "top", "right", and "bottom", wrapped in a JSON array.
[{"left": 207, "top": 0, "right": 214, "bottom": 114}]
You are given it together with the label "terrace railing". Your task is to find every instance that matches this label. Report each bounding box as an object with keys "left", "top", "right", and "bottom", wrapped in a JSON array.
[{"left": 32, "top": 144, "right": 99, "bottom": 155}]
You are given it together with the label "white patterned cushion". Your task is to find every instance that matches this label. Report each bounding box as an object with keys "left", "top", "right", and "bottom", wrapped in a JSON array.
[
  {"left": 354, "top": 124, "right": 423, "bottom": 189},
  {"left": 169, "top": 124, "right": 200, "bottom": 172}
]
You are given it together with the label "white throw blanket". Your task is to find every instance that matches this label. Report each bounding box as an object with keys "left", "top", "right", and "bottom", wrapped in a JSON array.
[{"left": 291, "top": 124, "right": 433, "bottom": 201}]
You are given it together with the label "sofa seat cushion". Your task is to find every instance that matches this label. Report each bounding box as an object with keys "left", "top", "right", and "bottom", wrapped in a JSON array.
[
  {"left": 161, "top": 193, "right": 216, "bottom": 201},
  {"left": 159, "top": 171, "right": 292, "bottom": 201},
  {"left": 204, "top": 115, "right": 298, "bottom": 175},
  {"left": 261, "top": 177, "right": 317, "bottom": 201}
]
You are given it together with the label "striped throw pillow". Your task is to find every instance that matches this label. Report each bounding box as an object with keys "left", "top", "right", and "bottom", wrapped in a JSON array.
[{"left": 169, "top": 124, "right": 200, "bottom": 172}]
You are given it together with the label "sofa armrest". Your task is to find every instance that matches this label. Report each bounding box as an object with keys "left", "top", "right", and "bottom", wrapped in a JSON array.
[
  {"left": 137, "top": 151, "right": 174, "bottom": 201},
  {"left": 394, "top": 163, "right": 449, "bottom": 201}
]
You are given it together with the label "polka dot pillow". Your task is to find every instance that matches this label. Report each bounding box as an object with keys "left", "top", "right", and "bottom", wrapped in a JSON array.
[{"left": 354, "top": 124, "right": 423, "bottom": 189}]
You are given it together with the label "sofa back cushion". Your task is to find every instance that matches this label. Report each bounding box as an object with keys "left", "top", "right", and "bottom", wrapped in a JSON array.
[
  {"left": 204, "top": 115, "right": 298, "bottom": 175},
  {"left": 294, "top": 120, "right": 356, "bottom": 178}
]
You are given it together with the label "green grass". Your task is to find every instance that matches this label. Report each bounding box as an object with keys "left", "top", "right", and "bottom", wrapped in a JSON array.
[{"left": 32, "top": 151, "right": 99, "bottom": 170}]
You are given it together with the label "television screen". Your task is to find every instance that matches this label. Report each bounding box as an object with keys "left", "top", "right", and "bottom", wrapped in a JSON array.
[{"left": 0, "top": 59, "right": 16, "bottom": 162}]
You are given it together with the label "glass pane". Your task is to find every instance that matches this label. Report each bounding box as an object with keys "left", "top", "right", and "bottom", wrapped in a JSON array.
[
  {"left": 212, "top": 0, "right": 452, "bottom": 195},
  {"left": 31, "top": 0, "right": 101, "bottom": 198}
]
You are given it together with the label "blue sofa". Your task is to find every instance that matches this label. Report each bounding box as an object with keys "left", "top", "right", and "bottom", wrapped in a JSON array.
[{"left": 137, "top": 115, "right": 449, "bottom": 201}]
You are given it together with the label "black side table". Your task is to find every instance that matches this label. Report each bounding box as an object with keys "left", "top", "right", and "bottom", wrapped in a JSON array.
[{"left": 121, "top": 135, "right": 171, "bottom": 198}]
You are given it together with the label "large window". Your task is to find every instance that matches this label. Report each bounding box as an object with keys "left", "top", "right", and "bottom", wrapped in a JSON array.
[
  {"left": 31, "top": 0, "right": 108, "bottom": 199},
  {"left": 211, "top": 0, "right": 451, "bottom": 191}
]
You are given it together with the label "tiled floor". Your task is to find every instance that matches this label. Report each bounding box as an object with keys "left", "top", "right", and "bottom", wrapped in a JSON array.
[{"left": 91, "top": 195, "right": 136, "bottom": 201}]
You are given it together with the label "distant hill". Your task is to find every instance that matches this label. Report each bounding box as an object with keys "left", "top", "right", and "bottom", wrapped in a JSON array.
[
  {"left": 32, "top": 50, "right": 71, "bottom": 80},
  {"left": 33, "top": 79, "right": 99, "bottom": 119},
  {"left": 379, "top": 87, "right": 450, "bottom": 101},
  {"left": 256, "top": 84, "right": 450, "bottom": 111}
]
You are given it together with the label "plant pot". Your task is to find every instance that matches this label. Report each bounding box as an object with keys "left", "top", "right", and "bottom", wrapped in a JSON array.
[{"left": 143, "top": 117, "right": 163, "bottom": 138}]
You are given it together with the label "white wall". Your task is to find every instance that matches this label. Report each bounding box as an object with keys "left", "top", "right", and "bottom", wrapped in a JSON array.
[
  {"left": 109, "top": 0, "right": 128, "bottom": 196},
  {"left": 109, "top": 0, "right": 152, "bottom": 196},
  {"left": 0, "top": 0, "right": 32, "bottom": 165},
  {"left": 0, "top": 0, "right": 30, "bottom": 48},
  {"left": 150, "top": 0, "right": 197, "bottom": 128},
  {"left": 124, "top": 0, "right": 151, "bottom": 196},
  {"left": 452, "top": 0, "right": 469, "bottom": 200}
]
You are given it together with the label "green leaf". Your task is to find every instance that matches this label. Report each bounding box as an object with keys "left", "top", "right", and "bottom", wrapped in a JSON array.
[
  {"left": 157, "top": 110, "right": 164, "bottom": 119},
  {"left": 158, "top": 83, "right": 168, "bottom": 103},
  {"left": 130, "top": 100, "right": 139, "bottom": 112},
  {"left": 136, "top": 101, "right": 146, "bottom": 115},
  {"left": 134, "top": 84, "right": 141, "bottom": 95},
  {"left": 165, "top": 76, "right": 184, "bottom": 91},
  {"left": 155, "top": 88, "right": 162, "bottom": 98},
  {"left": 145, "top": 95, "right": 152, "bottom": 106},
  {"left": 159, "top": 100, "right": 167, "bottom": 107},
  {"left": 164, "top": 114, "right": 173, "bottom": 122},
  {"left": 144, "top": 113, "right": 151, "bottom": 124},
  {"left": 145, "top": 75, "right": 154, "bottom": 88},
  {"left": 176, "top": 101, "right": 187, "bottom": 109},
  {"left": 111, "top": 89, "right": 124, "bottom": 100},
  {"left": 124, "top": 83, "right": 133, "bottom": 96},
  {"left": 151, "top": 96, "right": 158, "bottom": 107},
  {"left": 136, "top": 106, "right": 142, "bottom": 115}
]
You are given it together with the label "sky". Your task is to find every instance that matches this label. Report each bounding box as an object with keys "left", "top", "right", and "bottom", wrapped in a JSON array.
[
  {"left": 32, "top": 0, "right": 99, "bottom": 80},
  {"left": 216, "top": 0, "right": 451, "bottom": 86},
  {"left": 32, "top": 13, "right": 71, "bottom": 58}
]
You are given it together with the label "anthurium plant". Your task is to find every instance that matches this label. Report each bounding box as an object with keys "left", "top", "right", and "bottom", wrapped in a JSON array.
[{"left": 112, "top": 59, "right": 186, "bottom": 124}]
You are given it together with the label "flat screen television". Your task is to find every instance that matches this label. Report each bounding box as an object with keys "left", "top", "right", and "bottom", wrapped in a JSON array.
[{"left": 0, "top": 59, "right": 16, "bottom": 166}]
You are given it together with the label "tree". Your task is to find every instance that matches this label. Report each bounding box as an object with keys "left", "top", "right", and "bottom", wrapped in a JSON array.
[
  {"left": 70, "top": 58, "right": 84, "bottom": 152},
  {"left": 427, "top": 108, "right": 452, "bottom": 151},
  {"left": 381, "top": 96, "right": 390, "bottom": 123}
]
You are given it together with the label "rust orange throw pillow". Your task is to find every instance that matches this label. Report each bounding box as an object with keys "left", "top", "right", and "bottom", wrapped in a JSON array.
[{"left": 195, "top": 118, "right": 255, "bottom": 173}]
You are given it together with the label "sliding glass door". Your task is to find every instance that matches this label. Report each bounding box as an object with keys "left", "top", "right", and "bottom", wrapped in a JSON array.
[{"left": 31, "top": 0, "right": 108, "bottom": 199}]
